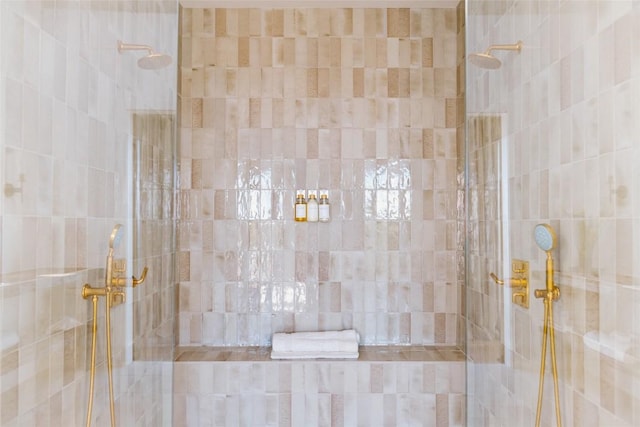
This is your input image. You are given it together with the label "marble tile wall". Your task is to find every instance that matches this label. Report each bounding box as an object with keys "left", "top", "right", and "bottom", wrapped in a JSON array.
[
  {"left": 178, "top": 7, "right": 462, "bottom": 347},
  {"left": 0, "top": 1, "right": 177, "bottom": 425},
  {"left": 466, "top": 1, "right": 640, "bottom": 426}
]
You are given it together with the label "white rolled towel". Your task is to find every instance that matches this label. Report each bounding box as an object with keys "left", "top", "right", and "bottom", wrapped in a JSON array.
[{"left": 271, "top": 330, "right": 360, "bottom": 359}]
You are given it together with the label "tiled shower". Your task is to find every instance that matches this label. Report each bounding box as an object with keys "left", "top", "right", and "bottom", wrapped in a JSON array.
[
  {"left": 1, "top": 0, "right": 640, "bottom": 426},
  {"left": 0, "top": 0, "right": 179, "bottom": 425},
  {"left": 177, "top": 6, "right": 464, "bottom": 348},
  {"left": 173, "top": 6, "right": 465, "bottom": 425},
  {"left": 466, "top": 1, "right": 640, "bottom": 426}
]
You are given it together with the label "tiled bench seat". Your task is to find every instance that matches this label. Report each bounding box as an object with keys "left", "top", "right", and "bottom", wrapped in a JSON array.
[{"left": 173, "top": 346, "right": 465, "bottom": 426}]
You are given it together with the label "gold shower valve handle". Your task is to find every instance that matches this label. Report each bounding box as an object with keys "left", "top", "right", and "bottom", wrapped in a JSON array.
[
  {"left": 111, "top": 276, "right": 127, "bottom": 287},
  {"left": 489, "top": 272, "right": 504, "bottom": 285},
  {"left": 111, "top": 289, "right": 126, "bottom": 305},
  {"left": 489, "top": 272, "right": 527, "bottom": 288},
  {"left": 489, "top": 259, "right": 529, "bottom": 309},
  {"left": 513, "top": 291, "right": 527, "bottom": 305},
  {"left": 113, "top": 258, "right": 126, "bottom": 273},
  {"left": 109, "top": 266, "right": 148, "bottom": 288},
  {"left": 108, "top": 258, "right": 127, "bottom": 287},
  {"left": 132, "top": 266, "right": 148, "bottom": 287}
]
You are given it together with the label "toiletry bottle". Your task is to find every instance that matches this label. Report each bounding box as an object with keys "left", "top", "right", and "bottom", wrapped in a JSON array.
[
  {"left": 294, "top": 194, "right": 307, "bottom": 222},
  {"left": 307, "top": 194, "right": 319, "bottom": 222},
  {"left": 319, "top": 194, "right": 330, "bottom": 222}
]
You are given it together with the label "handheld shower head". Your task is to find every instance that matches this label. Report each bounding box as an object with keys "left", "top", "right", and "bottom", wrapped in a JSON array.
[
  {"left": 105, "top": 224, "right": 124, "bottom": 287},
  {"left": 534, "top": 223, "right": 556, "bottom": 253},
  {"left": 533, "top": 223, "right": 560, "bottom": 302},
  {"left": 117, "top": 40, "right": 172, "bottom": 70},
  {"left": 469, "top": 41, "right": 523, "bottom": 69},
  {"left": 108, "top": 224, "right": 124, "bottom": 252}
]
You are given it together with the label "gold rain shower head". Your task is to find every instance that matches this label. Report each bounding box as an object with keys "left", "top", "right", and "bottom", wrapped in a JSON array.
[
  {"left": 117, "top": 40, "right": 172, "bottom": 70},
  {"left": 468, "top": 41, "right": 523, "bottom": 69}
]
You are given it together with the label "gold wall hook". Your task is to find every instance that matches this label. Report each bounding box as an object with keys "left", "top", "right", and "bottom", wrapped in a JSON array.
[
  {"left": 489, "top": 273, "right": 527, "bottom": 288},
  {"left": 489, "top": 259, "right": 529, "bottom": 308},
  {"left": 4, "top": 174, "right": 25, "bottom": 198},
  {"left": 132, "top": 266, "right": 148, "bottom": 287}
]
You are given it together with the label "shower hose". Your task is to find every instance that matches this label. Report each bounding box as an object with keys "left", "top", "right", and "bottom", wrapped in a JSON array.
[
  {"left": 85, "top": 293, "right": 117, "bottom": 427},
  {"left": 534, "top": 291, "right": 562, "bottom": 427},
  {"left": 85, "top": 295, "right": 98, "bottom": 427}
]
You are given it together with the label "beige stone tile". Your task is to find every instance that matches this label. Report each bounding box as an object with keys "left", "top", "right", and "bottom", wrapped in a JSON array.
[
  {"left": 283, "top": 37, "right": 295, "bottom": 66},
  {"left": 398, "top": 8, "right": 410, "bottom": 37},
  {"left": 387, "top": 8, "right": 400, "bottom": 37},
  {"left": 316, "top": 9, "right": 331, "bottom": 36},
  {"left": 334, "top": 8, "right": 353, "bottom": 36},
  {"left": 398, "top": 68, "right": 410, "bottom": 98},
  {"left": 376, "top": 38, "right": 388, "bottom": 68},
  {"left": 192, "top": 98, "right": 203, "bottom": 128},
  {"left": 307, "top": 68, "right": 318, "bottom": 98},
  {"left": 399, "top": 37, "right": 411, "bottom": 67},
  {"left": 270, "top": 9, "right": 284, "bottom": 36},
  {"left": 237, "top": 9, "right": 249, "bottom": 36},
  {"left": 215, "top": 9, "right": 226, "bottom": 36},
  {"left": 238, "top": 37, "right": 249, "bottom": 67},
  {"left": 259, "top": 37, "right": 272, "bottom": 66},
  {"left": 307, "top": 37, "right": 318, "bottom": 67},
  {"left": 362, "top": 38, "right": 375, "bottom": 68},
  {"left": 225, "top": 8, "right": 238, "bottom": 36},
  {"left": 423, "top": 38, "right": 434, "bottom": 68},
  {"left": 249, "top": 8, "right": 262, "bottom": 36},
  {"left": 388, "top": 68, "right": 399, "bottom": 98},
  {"left": 272, "top": 37, "right": 284, "bottom": 67}
]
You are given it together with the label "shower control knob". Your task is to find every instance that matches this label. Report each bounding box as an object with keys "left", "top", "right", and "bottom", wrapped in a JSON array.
[
  {"left": 534, "top": 287, "right": 560, "bottom": 301},
  {"left": 489, "top": 259, "right": 530, "bottom": 308},
  {"left": 111, "top": 290, "right": 126, "bottom": 305}
]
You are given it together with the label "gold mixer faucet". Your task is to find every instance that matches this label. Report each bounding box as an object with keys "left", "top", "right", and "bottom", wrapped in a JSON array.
[{"left": 81, "top": 224, "right": 148, "bottom": 427}]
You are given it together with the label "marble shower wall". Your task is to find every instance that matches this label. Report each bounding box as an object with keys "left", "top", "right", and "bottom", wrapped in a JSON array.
[
  {"left": 0, "top": 1, "right": 178, "bottom": 425},
  {"left": 466, "top": 1, "right": 640, "bottom": 426},
  {"left": 178, "top": 7, "right": 462, "bottom": 346}
]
